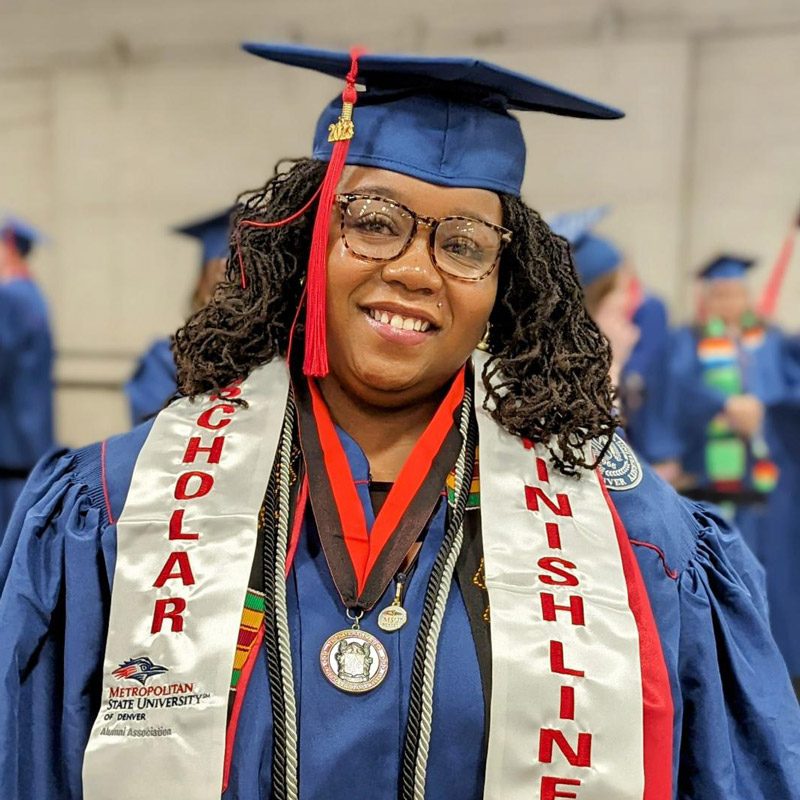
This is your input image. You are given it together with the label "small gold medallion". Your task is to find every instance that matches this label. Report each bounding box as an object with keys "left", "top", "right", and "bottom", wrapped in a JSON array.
[
  {"left": 377, "top": 574, "right": 409, "bottom": 632},
  {"left": 319, "top": 629, "right": 389, "bottom": 694},
  {"left": 378, "top": 605, "right": 408, "bottom": 632}
]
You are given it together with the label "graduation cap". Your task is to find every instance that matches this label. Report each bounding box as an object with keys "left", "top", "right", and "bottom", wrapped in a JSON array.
[
  {"left": 697, "top": 254, "right": 756, "bottom": 282},
  {"left": 1, "top": 214, "right": 47, "bottom": 258},
  {"left": 174, "top": 209, "right": 233, "bottom": 266},
  {"left": 242, "top": 43, "right": 625, "bottom": 375},
  {"left": 547, "top": 206, "right": 621, "bottom": 286}
]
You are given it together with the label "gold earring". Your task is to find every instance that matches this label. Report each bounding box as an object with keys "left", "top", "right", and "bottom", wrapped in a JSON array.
[{"left": 476, "top": 322, "right": 491, "bottom": 352}]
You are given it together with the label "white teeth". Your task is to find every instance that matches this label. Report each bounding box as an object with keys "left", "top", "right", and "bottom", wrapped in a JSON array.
[{"left": 367, "top": 308, "right": 433, "bottom": 332}]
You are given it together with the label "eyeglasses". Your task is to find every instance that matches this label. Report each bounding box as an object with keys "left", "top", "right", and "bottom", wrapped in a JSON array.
[{"left": 334, "top": 193, "right": 512, "bottom": 281}]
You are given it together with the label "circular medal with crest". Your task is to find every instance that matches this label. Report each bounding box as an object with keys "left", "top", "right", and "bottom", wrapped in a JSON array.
[{"left": 320, "top": 629, "right": 389, "bottom": 693}]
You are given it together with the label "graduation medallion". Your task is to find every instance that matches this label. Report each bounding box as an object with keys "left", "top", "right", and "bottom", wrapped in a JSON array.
[
  {"left": 300, "top": 372, "right": 467, "bottom": 695},
  {"left": 320, "top": 628, "right": 389, "bottom": 693}
]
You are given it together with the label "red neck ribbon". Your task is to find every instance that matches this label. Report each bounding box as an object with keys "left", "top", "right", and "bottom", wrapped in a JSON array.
[{"left": 307, "top": 368, "right": 465, "bottom": 598}]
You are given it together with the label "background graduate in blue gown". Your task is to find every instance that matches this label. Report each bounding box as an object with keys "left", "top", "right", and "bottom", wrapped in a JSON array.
[
  {"left": 750, "top": 334, "right": 800, "bottom": 690},
  {"left": 549, "top": 208, "right": 675, "bottom": 467},
  {"left": 0, "top": 215, "right": 54, "bottom": 541},
  {"left": 125, "top": 209, "right": 232, "bottom": 425},
  {"left": 1, "top": 44, "right": 799, "bottom": 800},
  {"left": 666, "top": 255, "right": 795, "bottom": 560}
]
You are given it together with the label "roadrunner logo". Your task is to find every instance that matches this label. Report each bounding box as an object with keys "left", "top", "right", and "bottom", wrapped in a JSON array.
[{"left": 112, "top": 656, "right": 169, "bottom": 686}]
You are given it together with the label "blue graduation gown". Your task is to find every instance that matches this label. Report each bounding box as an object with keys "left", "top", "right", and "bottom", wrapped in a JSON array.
[
  {"left": 759, "top": 335, "right": 800, "bottom": 679},
  {"left": 0, "top": 278, "right": 54, "bottom": 539},
  {"left": 1, "top": 419, "right": 799, "bottom": 799},
  {"left": 667, "top": 325, "right": 796, "bottom": 558},
  {"left": 622, "top": 295, "right": 675, "bottom": 464},
  {"left": 124, "top": 338, "right": 177, "bottom": 426}
]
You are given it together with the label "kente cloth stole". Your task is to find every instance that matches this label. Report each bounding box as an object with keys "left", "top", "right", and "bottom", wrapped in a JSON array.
[
  {"left": 697, "top": 319, "right": 777, "bottom": 494},
  {"left": 83, "top": 353, "right": 673, "bottom": 800}
]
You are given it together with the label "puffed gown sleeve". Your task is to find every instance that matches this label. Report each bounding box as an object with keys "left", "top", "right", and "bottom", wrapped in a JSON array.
[
  {"left": 124, "top": 338, "right": 178, "bottom": 427},
  {"left": 618, "top": 467, "right": 800, "bottom": 798},
  {"left": 0, "top": 445, "right": 112, "bottom": 800},
  {"left": 675, "top": 505, "right": 800, "bottom": 797}
]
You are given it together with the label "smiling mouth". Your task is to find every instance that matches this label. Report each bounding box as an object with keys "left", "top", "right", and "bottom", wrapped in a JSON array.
[{"left": 364, "top": 307, "right": 435, "bottom": 333}]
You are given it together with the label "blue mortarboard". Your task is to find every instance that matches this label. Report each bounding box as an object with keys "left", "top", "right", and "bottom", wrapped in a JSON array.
[
  {"left": 697, "top": 254, "right": 755, "bottom": 281},
  {"left": 174, "top": 209, "right": 233, "bottom": 265},
  {"left": 0, "top": 214, "right": 47, "bottom": 258},
  {"left": 547, "top": 206, "right": 621, "bottom": 286},
  {"left": 547, "top": 206, "right": 609, "bottom": 247},
  {"left": 242, "top": 43, "right": 624, "bottom": 197}
]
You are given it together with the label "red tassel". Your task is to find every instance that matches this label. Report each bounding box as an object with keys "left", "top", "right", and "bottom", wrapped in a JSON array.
[
  {"left": 236, "top": 183, "right": 323, "bottom": 290},
  {"left": 303, "top": 49, "right": 363, "bottom": 377},
  {"left": 756, "top": 205, "right": 800, "bottom": 320}
]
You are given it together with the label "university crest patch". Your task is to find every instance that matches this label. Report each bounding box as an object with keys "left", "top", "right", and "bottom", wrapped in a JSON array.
[{"left": 592, "top": 433, "right": 643, "bottom": 491}]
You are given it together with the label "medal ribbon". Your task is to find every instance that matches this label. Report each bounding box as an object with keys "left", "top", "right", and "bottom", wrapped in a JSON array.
[{"left": 300, "top": 367, "right": 465, "bottom": 608}]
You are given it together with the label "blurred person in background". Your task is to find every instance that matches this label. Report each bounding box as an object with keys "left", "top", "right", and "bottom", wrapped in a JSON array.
[
  {"left": 667, "top": 255, "right": 793, "bottom": 558},
  {"left": 1, "top": 44, "right": 798, "bottom": 800},
  {"left": 759, "top": 333, "right": 800, "bottom": 692},
  {"left": 550, "top": 208, "right": 675, "bottom": 468},
  {"left": 125, "top": 209, "right": 231, "bottom": 425},
  {"left": 0, "top": 215, "right": 53, "bottom": 541}
]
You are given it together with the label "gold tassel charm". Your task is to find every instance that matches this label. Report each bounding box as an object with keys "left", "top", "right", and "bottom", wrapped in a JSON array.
[{"left": 328, "top": 101, "right": 355, "bottom": 142}]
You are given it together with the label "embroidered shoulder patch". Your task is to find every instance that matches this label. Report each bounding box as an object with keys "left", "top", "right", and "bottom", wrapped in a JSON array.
[{"left": 592, "top": 434, "right": 643, "bottom": 491}]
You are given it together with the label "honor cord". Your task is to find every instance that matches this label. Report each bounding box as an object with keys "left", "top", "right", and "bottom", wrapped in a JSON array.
[
  {"left": 400, "top": 390, "right": 477, "bottom": 800},
  {"left": 275, "top": 397, "right": 300, "bottom": 800}
]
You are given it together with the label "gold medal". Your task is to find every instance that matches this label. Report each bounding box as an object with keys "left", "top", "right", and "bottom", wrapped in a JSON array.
[
  {"left": 377, "top": 605, "right": 408, "bottom": 631},
  {"left": 378, "top": 574, "right": 409, "bottom": 632},
  {"left": 320, "top": 613, "right": 389, "bottom": 694}
]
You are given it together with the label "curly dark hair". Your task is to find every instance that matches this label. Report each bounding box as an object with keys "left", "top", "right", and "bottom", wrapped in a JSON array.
[{"left": 173, "top": 157, "right": 616, "bottom": 473}]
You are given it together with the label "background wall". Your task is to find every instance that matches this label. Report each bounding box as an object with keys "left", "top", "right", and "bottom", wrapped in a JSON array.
[{"left": 2, "top": 0, "right": 799, "bottom": 446}]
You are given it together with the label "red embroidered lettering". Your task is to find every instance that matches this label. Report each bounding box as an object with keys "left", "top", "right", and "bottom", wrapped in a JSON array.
[
  {"left": 151, "top": 598, "right": 187, "bottom": 633},
  {"left": 210, "top": 382, "right": 242, "bottom": 401},
  {"left": 546, "top": 522, "right": 562, "bottom": 549},
  {"left": 182, "top": 436, "right": 225, "bottom": 465},
  {"left": 536, "top": 457, "right": 550, "bottom": 483},
  {"left": 153, "top": 552, "right": 196, "bottom": 588},
  {"left": 538, "top": 729, "right": 593, "bottom": 767},
  {"left": 196, "top": 404, "right": 236, "bottom": 430},
  {"left": 525, "top": 486, "right": 573, "bottom": 517},
  {"left": 541, "top": 593, "right": 585, "bottom": 626},
  {"left": 522, "top": 438, "right": 535, "bottom": 450},
  {"left": 559, "top": 686, "right": 575, "bottom": 720},
  {"left": 540, "top": 777, "right": 581, "bottom": 800},
  {"left": 169, "top": 509, "right": 199, "bottom": 540},
  {"left": 174, "top": 471, "right": 214, "bottom": 500},
  {"left": 549, "top": 641, "right": 585, "bottom": 677},
  {"left": 538, "top": 557, "right": 579, "bottom": 587}
]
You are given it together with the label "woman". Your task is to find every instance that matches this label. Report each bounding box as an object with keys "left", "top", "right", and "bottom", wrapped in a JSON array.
[{"left": 1, "top": 44, "right": 798, "bottom": 800}]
